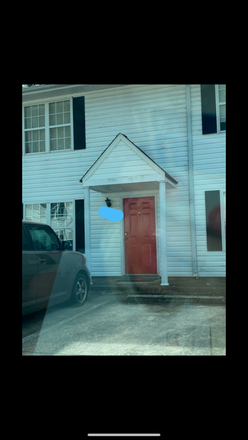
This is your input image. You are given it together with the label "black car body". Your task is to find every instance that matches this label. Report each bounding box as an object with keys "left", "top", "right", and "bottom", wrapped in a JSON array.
[{"left": 22, "top": 220, "right": 91, "bottom": 315}]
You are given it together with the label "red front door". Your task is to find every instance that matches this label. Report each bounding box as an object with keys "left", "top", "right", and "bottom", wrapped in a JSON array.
[{"left": 124, "top": 196, "right": 157, "bottom": 274}]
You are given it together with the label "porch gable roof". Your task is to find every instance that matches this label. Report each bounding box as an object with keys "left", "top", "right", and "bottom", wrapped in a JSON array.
[{"left": 80, "top": 133, "right": 178, "bottom": 191}]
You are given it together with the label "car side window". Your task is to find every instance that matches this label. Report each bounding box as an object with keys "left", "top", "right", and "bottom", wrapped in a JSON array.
[
  {"left": 28, "top": 225, "right": 61, "bottom": 251},
  {"left": 22, "top": 226, "right": 30, "bottom": 251}
]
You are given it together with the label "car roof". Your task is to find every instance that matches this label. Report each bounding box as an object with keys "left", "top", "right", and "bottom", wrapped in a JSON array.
[{"left": 22, "top": 220, "right": 49, "bottom": 226}]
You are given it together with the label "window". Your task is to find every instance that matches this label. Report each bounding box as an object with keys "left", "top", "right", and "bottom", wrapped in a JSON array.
[
  {"left": 23, "top": 97, "right": 86, "bottom": 154},
  {"left": 25, "top": 204, "right": 47, "bottom": 223},
  {"left": 205, "top": 190, "right": 226, "bottom": 251},
  {"left": 51, "top": 202, "right": 73, "bottom": 249},
  {"left": 24, "top": 200, "right": 84, "bottom": 253},
  {"left": 49, "top": 100, "right": 71, "bottom": 151},
  {"left": 216, "top": 84, "right": 226, "bottom": 132},
  {"left": 24, "top": 104, "right": 45, "bottom": 153}
]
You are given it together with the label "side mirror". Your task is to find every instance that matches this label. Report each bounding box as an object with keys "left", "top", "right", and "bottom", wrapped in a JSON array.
[{"left": 63, "top": 241, "right": 71, "bottom": 250}]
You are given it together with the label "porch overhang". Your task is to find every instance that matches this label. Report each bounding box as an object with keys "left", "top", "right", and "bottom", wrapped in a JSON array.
[{"left": 80, "top": 133, "right": 178, "bottom": 192}]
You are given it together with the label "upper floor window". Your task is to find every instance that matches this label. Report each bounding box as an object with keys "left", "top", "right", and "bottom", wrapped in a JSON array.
[
  {"left": 24, "top": 104, "right": 45, "bottom": 153},
  {"left": 23, "top": 96, "right": 86, "bottom": 154},
  {"left": 49, "top": 100, "right": 71, "bottom": 151}
]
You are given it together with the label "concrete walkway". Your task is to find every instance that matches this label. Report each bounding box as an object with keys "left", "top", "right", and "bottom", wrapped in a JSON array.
[{"left": 90, "top": 276, "right": 226, "bottom": 304}]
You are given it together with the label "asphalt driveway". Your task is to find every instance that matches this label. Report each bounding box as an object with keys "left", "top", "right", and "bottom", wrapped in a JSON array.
[{"left": 22, "top": 291, "right": 226, "bottom": 355}]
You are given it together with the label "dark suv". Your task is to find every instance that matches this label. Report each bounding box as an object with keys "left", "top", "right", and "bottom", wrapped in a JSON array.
[{"left": 22, "top": 220, "right": 91, "bottom": 316}]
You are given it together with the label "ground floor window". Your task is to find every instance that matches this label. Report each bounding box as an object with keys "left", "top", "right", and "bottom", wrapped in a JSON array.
[
  {"left": 25, "top": 203, "right": 47, "bottom": 224},
  {"left": 24, "top": 200, "right": 85, "bottom": 253},
  {"left": 205, "top": 190, "right": 226, "bottom": 251},
  {"left": 51, "top": 202, "right": 73, "bottom": 250}
]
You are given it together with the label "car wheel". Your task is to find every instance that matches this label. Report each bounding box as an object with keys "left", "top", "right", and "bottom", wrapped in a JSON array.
[{"left": 70, "top": 272, "right": 88, "bottom": 306}]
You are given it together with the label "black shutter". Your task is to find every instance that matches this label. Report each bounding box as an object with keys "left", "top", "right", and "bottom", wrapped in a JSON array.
[
  {"left": 201, "top": 85, "right": 217, "bottom": 135},
  {"left": 73, "top": 97, "right": 86, "bottom": 150},
  {"left": 75, "top": 200, "right": 85, "bottom": 253},
  {"left": 205, "top": 190, "right": 222, "bottom": 251}
]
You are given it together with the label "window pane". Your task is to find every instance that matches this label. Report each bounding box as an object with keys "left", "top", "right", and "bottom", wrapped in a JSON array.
[
  {"left": 25, "top": 107, "right": 31, "bottom": 118},
  {"left": 32, "top": 117, "right": 38, "bottom": 128},
  {"left": 25, "top": 118, "right": 31, "bottom": 129},
  {"left": 25, "top": 203, "right": 47, "bottom": 223},
  {"left": 56, "top": 101, "right": 63, "bottom": 113},
  {"left": 64, "top": 112, "right": 70, "bottom": 124},
  {"left": 58, "top": 138, "right": 64, "bottom": 150},
  {"left": 65, "top": 137, "right": 71, "bottom": 149},
  {"left": 25, "top": 142, "right": 31, "bottom": 153},
  {"left": 40, "top": 129, "right": 45, "bottom": 141},
  {"left": 49, "top": 114, "right": 56, "bottom": 126},
  {"left": 58, "top": 127, "right": 64, "bottom": 138},
  {"left": 50, "top": 128, "right": 56, "bottom": 139},
  {"left": 25, "top": 131, "right": 32, "bottom": 142},
  {"left": 64, "top": 100, "right": 70, "bottom": 112},
  {"left": 65, "top": 126, "right": 70, "bottom": 137},
  {"left": 50, "top": 139, "right": 57, "bottom": 150},
  {"left": 39, "top": 115, "right": 45, "bottom": 127},
  {"left": 57, "top": 113, "right": 63, "bottom": 125},
  {"left": 33, "top": 142, "right": 39, "bottom": 152},
  {"left": 49, "top": 103, "right": 56, "bottom": 114},
  {"left": 39, "top": 104, "right": 45, "bottom": 115},
  {"left": 51, "top": 202, "right": 73, "bottom": 228},
  {"left": 40, "top": 141, "right": 45, "bottom": 152},
  {"left": 32, "top": 106, "right": 38, "bottom": 117}
]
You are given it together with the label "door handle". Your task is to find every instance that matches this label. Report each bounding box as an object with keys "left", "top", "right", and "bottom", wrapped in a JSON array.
[
  {"left": 39, "top": 258, "right": 46, "bottom": 264},
  {"left": 124, "top": 238, "right": 128, "bottom": 241}
]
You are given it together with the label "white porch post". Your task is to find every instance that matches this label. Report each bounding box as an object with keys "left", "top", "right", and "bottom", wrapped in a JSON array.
[
  {"left": 159, "top": 181, "right": 169, "bottom": 285},
  {"left": 84, "top": 187, "right": 91, "bottom": 275}
]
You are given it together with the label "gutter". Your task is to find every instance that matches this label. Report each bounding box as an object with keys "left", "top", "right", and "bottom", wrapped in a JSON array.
[{"left": 186, "top": 85, "right": 198, "bottom": 277}]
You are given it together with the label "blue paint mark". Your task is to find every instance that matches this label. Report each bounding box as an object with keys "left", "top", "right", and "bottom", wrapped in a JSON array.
[{"left": 98, "top": 206, "right": 124, "bottom": 222}]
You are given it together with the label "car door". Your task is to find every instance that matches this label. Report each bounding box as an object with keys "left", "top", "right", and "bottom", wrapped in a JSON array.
[
  {"left": 26, "top": 224, "right": 65, "bottom": 306},
  {"left": 22, "top": 224, "right": 39, "bottom": 313}
]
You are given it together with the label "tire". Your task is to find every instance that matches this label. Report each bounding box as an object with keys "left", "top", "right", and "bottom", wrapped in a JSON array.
[{"left": 70, "top": 272, "right": 88, "bottom": 306}]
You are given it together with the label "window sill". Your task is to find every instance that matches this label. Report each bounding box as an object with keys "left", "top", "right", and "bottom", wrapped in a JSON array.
[{"left": 23, "top": 149, "right": 74, "bottom": 156}]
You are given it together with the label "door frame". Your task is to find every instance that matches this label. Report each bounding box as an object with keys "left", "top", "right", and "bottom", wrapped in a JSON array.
[{"left": 120, "top": 191, "right": 159, "bottom": 276}]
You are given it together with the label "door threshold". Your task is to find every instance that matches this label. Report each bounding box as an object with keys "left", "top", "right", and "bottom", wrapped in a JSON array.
[{"left": 119, "top": 274, "right": 160, "bottom": 282}]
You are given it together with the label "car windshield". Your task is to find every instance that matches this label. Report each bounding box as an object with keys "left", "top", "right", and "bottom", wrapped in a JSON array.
[{"left": 22, "top": 85, "right": 226, "bottom": 367}]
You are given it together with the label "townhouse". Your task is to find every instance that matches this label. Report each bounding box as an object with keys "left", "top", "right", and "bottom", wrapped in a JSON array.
[{"left": 22, "top": 84, "right": 226, "bottom": 283}]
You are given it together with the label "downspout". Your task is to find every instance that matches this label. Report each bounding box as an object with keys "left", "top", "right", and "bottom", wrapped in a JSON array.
[{"left": 186, "top": 85, "right": 198, "bottom": 277}]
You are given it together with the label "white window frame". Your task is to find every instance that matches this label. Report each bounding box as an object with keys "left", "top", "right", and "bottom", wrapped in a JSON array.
[
  {"left": 215, "top": 84, "right": 226, "bottom": 134},
  {"left": 23, "top": 104, "right": 46, "bottom": 155},
  {"left": 22, "top": 98, "right": 74, "bottom": 155}
]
